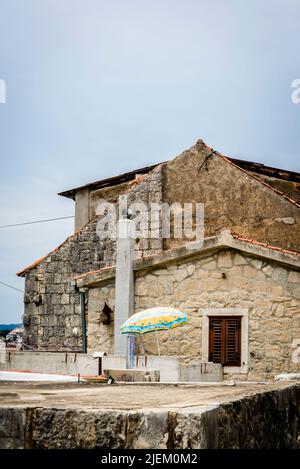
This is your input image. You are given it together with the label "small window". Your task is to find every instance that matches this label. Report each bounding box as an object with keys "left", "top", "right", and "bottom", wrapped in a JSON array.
[{"left": 209, "top": 316, "right": 241, "bottom": 366}]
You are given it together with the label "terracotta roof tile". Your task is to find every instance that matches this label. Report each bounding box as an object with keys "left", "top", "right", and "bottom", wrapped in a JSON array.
[
  {"left": 73, "top": 265, "right": 114, "bottom": 280},
  {"left": 17, "top": 141, "right": 300, "bottom": 277},
  {"left": 231, "top": 231, "right": 300, "bottom": 257},
  {"left": 16, "top": 217, "right": 98, "bottom": 277}
]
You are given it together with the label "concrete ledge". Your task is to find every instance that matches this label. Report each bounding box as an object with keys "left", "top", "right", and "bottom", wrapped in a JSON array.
[
  {"left": 104, "top": 369, "right": 160, "bottom": 383},
  {"left": 0, "top": 351, "right": 98, "bottom": 375},
  {"left": 0, "top": 381, "right": 299, "bottom": 448},
  {"left": 180, "top": 363, "right": 223, "bottom": 382},
  {"left": 0, "top": 352, "right": 223, "bottom": 383},
  {"left": 75, "top": 231, "right": 300, "bottom": 288}
]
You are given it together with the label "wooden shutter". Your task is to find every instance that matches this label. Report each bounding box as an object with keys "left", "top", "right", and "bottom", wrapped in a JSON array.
[
  {"left": 209, "top": 319, "right": 222, "bottom": 363},
  {"left": 209, "top": 317, "right": 241, "bottom": 366}
]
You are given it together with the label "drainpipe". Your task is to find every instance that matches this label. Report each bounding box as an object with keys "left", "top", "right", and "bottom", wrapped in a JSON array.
[{"left": 80, "top": 291, "right": 87, "bottom": 354}]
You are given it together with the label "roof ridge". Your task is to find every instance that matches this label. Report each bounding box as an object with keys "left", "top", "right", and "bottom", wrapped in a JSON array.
[{"left": 213, "top": 151, "right": 300, "bottom": 209}]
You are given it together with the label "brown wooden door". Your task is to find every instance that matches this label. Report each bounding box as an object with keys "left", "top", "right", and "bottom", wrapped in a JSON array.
[{"left": 209, "top": 317, "right": 241, "bottom": 366}]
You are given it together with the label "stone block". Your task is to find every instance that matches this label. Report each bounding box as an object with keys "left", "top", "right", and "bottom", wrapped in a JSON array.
[
  {"left": 126, "top": 411, "right": 169, "bottom": 449},
  {"left": 61, "top": 294, "right": 70, "bottom": 305},
  {"left": 288, "top": 271, "right": 300, "bottom": 283},
  {"left": 31, "top": 409, "right": 127, "bottom": 449},
  {"left": 234, "top": 253, "right": 248, "bottom": 265},
  {"left": 218, "top": 252, "right": 233, "bottom": 268},
  {"left": 0, "top": 408, "right": 27, "bottom": 449}
]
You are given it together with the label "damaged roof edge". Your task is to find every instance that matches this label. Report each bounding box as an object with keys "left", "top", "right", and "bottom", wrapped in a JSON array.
[
  {"left": 58, "top": 162, "right": 164, "bottom": 200},
  {"left": 214, "top": 152, "right": 300, "bottom": 209},
  {"left": 16, "top": 214, "right": 102, "bottom": 277},
  {"left": 229, "top": 157, "right": 300, "bottom": 183},
  {"left": 58, "top": 145, "right": 300, "bottom": 201}
]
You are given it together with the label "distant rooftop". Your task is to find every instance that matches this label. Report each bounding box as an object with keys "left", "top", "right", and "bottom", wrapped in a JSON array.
[
  {"left": 58, "top": 162, "right": 161, "bottom": 200},
  {"left": 58, "top": 156, "right": 300, "bottom": 200}
]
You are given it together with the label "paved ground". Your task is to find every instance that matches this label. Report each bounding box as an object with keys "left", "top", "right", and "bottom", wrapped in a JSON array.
[{"left": 0, "top": 380, "right": 294, "bottom": 411}]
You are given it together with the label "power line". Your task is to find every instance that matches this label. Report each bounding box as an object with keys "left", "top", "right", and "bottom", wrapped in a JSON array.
[
  {"left": 0, "top": 213, "right": 294, "bottom": 229},
  {"left": 0, "top": 281, "right": 24, "bottom": 293},
  {"left": 0, "top": 215, "right": 74, "bottom": 229}
]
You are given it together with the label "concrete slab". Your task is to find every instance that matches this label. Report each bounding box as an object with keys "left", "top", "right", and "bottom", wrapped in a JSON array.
[
  {"left": 0, "top": 381, "right": 299, "bottom": 448},
  {"left": 0, "top": 380, "right": 295, "bottom": 411}
]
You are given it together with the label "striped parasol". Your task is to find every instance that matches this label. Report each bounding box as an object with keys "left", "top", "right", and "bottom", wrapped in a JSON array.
[
  {"left": 121, "top": 307, "right": 189, "bottom": 356},
  {"left": 121, "top": 307, "right": 189, "bottom": 335}
]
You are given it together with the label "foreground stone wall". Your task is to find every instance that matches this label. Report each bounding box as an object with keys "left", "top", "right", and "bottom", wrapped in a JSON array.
[
  {"left": 22, "top": 167, "right": 163, "bottom": 351},
  {"left": 88, "top": 248, "right": 300, "bottom": 380},
  {"left": 0, "top": 383, "right": 299, "bottom": 448}
]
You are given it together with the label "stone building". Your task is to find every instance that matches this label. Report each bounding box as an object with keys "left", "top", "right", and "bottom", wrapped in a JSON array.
[{"left": 17, "top": 139, "right": 300, "bottom": 379}]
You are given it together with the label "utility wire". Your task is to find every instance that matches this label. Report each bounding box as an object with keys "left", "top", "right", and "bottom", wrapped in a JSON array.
[
  {"left": 0, "top": 281, "right": 24, "bottom": 293},
  {"left": 0, "top": 215, "right": 74, "bottom": 229},
  {"left": 0, "top": 213, "right": 293, "bottom": 229}
]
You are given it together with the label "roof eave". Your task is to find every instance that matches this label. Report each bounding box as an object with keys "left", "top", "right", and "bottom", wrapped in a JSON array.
[
  {"left": 58, "top": 162, "right": 164, "bottom": 200},
  {"left": 75, "top": 232, "right": 300, "bottom": 289}
]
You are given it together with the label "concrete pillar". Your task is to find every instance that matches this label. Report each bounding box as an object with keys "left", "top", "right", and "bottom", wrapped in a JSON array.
[
  {"left": 0, "top": 339, "right": 5, "bottom": 364},
  {"left": 114, "top": 219, "right": 135, "bottom": 365},
  {"left": 75, "top": 188, "right": 90, "bottom": 231}
]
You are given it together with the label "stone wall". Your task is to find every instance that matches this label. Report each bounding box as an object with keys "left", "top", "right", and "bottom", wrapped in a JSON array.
[
  {"left": 21, "top": 139, "right": 300, "bottom": 353},
  {"left": 87, "top": 282, "right": 115, "bottom": 353},
  {"left": 0, "top": 382, "right": 299, "bottom": 448},
  {"left": 164, "top": 140, "right": 300, "bottom": 251},
  {"left": 87, "top": 248, "right": 300, "bottom": 380},
  {"left": 22, "top": 167, "right": 163, "bottom": 351}
]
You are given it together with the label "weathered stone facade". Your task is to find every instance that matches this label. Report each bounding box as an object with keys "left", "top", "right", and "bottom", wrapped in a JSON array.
[
  {"left": 84, "top": 242, "right": 300, "bottom": 380},
  {"left": 18, "top": 139, "right": 300, "bottom": 358},
  {"left": 163, "top": 141, "right": 300, "bottom": 251},
  {"left": 20, "top": 166, "right": 163, "bottom": 350}
]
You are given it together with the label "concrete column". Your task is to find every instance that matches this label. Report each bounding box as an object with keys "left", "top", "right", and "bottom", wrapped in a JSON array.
[
  {"left": 75, "top": 188, "right": 90, "bottom": 231},
  {"left": 0, "top": 339, "right": 5, "bottom": 364},
  {"left": 114, "top": 219, "right": 135, "bottom": 365}
]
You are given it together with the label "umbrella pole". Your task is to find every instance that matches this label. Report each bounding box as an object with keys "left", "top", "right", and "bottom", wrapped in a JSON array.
[
  {"left": 137, "top": 334, "right": 141, "bottom": 368},
  {"left": 155, "top": 329, "right": 160, "bottom": 357}
]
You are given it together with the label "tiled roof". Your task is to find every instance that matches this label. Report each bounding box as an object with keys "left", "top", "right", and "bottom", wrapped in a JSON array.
[
  {"left": 58, "top": 139, "right": 300, "bottom": 200},
  {"left": 17, "top": 140, "right": 300, "bottom": 277},
  {"left": 73, "top": 264, "right": 114, "bottom": 280},
  {"left": 16, "top": 236, "right": 73, "bottom": 277},
  {"left": 75, "top": 231, "right": 300, "bottom": 287},
  {"left": 231, "top": 231, "right": 300, "bottom": 257},
  {"left": 16, "top": 220, "right": 94, "bottom": 277}
]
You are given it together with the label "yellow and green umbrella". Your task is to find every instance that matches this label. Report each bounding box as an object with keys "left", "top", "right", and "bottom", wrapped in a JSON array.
[{"left": 121, "top": 307, "right": 190, "bottom": 356}]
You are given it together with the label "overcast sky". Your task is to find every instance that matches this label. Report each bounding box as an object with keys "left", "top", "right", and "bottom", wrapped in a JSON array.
[{"left": 0, "top": 0, "right": 300, "bottom": 323}]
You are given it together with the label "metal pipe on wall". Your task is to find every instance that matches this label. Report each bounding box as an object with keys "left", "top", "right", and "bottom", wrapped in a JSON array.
[{"left": 80, "top": 291, "right": 87, "bottom": 354}]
